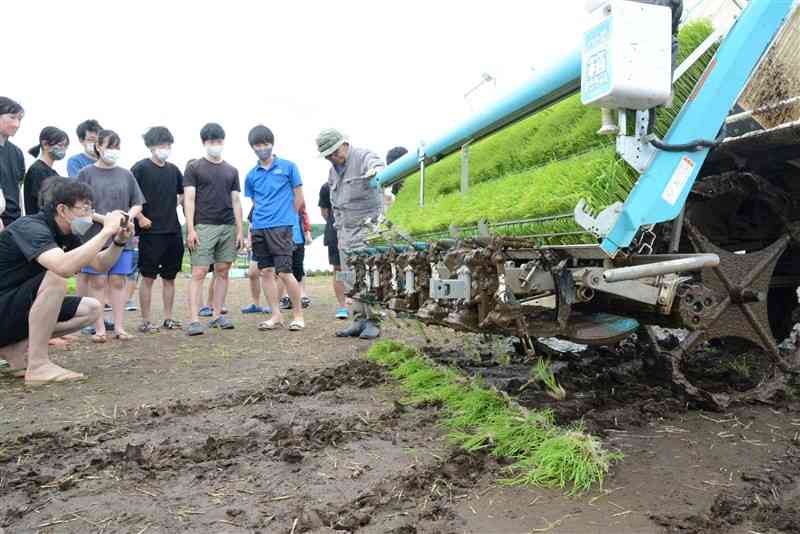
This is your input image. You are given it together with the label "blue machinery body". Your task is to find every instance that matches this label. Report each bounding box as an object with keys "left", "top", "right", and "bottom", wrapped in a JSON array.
[{"left": 372, "top": 0, "right": 796, "bottom": 257}]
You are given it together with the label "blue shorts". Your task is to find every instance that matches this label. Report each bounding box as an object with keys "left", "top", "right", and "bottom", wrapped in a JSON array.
[
  {"left": 127, "top": 249, "right": 140, "bottom": 280},
  {"left": 82, "top": 249, "right": 135, "bottom": 276}
]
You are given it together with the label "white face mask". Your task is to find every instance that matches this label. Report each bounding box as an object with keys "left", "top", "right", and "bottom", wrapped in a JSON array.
[
  {"left": 154, "top": 147, "right": 171, "bottom": 162},
  {"left": 205, "top": 144, "right": 224, "bottom": 159},
  {"left": 101, "top": 149, "right": 120, "bottom": 165},
  {"left": 70, "top": 215, "right": 93, "bottom": 236}
]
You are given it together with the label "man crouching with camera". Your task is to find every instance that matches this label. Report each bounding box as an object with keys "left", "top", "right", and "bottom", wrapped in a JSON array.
[{"left": 0, "top": 177, "right": 133, "bottom": 385}]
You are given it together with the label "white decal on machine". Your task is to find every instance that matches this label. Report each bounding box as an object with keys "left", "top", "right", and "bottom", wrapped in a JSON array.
[{"left": 661, "top": 156, "right": 695, "bottom": 206}]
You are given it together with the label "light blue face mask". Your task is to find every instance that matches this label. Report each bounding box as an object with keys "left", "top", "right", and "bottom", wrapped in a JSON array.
[{"left": 70, "top": 215, "right": 93, "bottom": 236}]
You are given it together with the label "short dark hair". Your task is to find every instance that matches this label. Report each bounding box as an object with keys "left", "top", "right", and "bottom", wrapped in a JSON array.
[
  {"left": 29, "top": 126, "right": 69, "bottom": 158},
  {"left": 40, "top": 177, "right": 94, "bottom": 211},
  {"left": 76, "top": 119, "right": 102, "bottom": 141},
  {"left": 248, "top": 125, "right": 275, "bottom": 147},
  {"left": 93, "top": 129, "right": 121, "bottom": 158},
  {"left": 0, "top": 97, "right": 24, "bottom": 116},
  {"left": 200, "top": 123, "right": 225, "bottom": 142},
  {"left": 143, "top": 126, "right": 174, "bottom": 147},
  {"left": 386, "top": 146, "right": 408, "bottom": 166}
]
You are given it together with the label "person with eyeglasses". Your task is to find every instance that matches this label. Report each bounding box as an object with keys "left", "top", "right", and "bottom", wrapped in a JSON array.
[
  {"left": 0, "top": 177, "right": 132, "bottom": 385},
  {"left": 24, "top": 127, "right": 69, "bottom": 216},
  {"left": 77, "top": 130, "right": 146, "bottom": 343},
  {"left": 316, "top": 128, "right": 384, "bottom": 340}
]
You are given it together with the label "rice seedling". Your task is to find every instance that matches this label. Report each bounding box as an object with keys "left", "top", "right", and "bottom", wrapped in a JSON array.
[
  {"left": 386, "top": 21, "right": 715, "bottom": 244},
  {"left": 367, "top": 341, "right": 621, "bottom": 493},
  {"left": 532, "top": 358, "right": 567, "bottom": 401}
]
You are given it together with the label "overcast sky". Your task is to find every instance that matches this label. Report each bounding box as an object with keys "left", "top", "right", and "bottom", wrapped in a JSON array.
[{"left": 5, "top": 1, "right": 590, "bottom": 222}]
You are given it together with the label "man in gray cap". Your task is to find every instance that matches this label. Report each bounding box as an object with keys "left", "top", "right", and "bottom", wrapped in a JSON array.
[{"left": 317, "top": 128, "right": 384, "bottom": 339}]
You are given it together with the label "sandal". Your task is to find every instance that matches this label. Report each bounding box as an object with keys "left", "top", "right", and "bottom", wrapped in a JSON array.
[
  {"left": 114, "top": 332, "right": 135, "bottom": 341},
  {"left": 162, "top": 319, "right": 182, "bottom": 330},
  {"left": 289, "top": 319, "right": 305, "bottom": 331},
  {"left": 91, "top": 333, "right": 107, "bottom": 344},
  {"left": 258, "top": 318, "right": 284, "bottom": 331},
  {"left": 138, "top": 321, "right": 160, "bottom": 334},
  {"left": 25, "top": 370, "right": 86, "bottom": 387}
]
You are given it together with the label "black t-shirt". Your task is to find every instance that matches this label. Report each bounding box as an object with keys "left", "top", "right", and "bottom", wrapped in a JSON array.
[
  {"left": 0, "top": 211, "right": 81, "bottom": 292},
  {"left": 23, "top": 160, "right": 57, "bottom": 216},
  {"left": 0, "top": 140, "right": 24, "bottom": 221},
  {"left": 131, "top": 159, "right": 184, "bottom": 234},
  {"left": 183, "top": 158, "right": 240, "bottom": 226},
  {"left": 318, "top": 183, "right": 337, "bottom": 248}
]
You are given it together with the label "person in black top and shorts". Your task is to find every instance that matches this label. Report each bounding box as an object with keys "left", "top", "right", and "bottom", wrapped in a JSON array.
[
  {"left": 131, "top": 127, "right": 185, "bottom": 333},
  {"left": 0, "top": 177, "right": 131, "bottom": 385}
]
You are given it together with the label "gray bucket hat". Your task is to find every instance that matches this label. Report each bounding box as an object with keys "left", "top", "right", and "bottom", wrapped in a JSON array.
[{"left": 316, "top": 128, "right": 348, "bottom": 157}]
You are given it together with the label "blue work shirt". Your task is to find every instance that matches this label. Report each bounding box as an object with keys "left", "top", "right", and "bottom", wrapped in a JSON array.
[
  {"left": 244, "top": 156, "right": 302, "bottom": 230},
  {"left": 67, "top": 153, "right": 95, "bottom": 177}
]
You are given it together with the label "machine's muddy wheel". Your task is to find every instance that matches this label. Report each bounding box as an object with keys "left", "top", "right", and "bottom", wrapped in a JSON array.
[{"left": 655, "top": 185, "right": 800, "bottom": 409}]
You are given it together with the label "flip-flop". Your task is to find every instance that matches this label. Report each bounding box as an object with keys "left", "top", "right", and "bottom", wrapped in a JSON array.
[
  {"left": 91, "top": 334, "right": 107, "bottom": 344},
  {"left": 25, "top": 371, "right": 86, "bottom": 387},
  {"left": 289, "top": 319, "right": 305, "bottom": 331}
]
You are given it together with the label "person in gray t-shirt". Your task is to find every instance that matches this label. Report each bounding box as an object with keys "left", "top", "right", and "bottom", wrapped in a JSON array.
[{"left": 76, "top": 129, "right": 145, "bottom": 342}]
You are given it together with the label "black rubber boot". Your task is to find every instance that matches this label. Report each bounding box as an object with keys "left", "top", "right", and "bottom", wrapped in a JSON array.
[
  {"left": 336, "top": 319, "right": 365, "bottom": 337},
  {"left": 359, "top": 320, "right": 381, "bottom": 339}
]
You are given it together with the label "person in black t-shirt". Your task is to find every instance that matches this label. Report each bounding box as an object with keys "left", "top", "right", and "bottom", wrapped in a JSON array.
[
  {"left": 132, "top": 127, "right": 186, "bottom": 333},
  {"left": 0, "top": 178, "right": 132, "bottom": 385},
  {"left": 318, "top": 182, "right": 348, "bottom": 318},
  {"left": 24, "top": 127, "right": 69, "bottom": 216},
  {"left": 0, "top": 97, "right": 26, "bottom": 229}
]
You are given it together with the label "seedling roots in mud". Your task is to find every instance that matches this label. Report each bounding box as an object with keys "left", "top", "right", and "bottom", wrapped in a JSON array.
[{"left": 368, "top": 341, "right": 620, "bottom": 494}]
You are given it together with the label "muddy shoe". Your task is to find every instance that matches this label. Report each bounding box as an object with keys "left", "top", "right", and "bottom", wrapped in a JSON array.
[
  {"left": 359, "top": 320, "right": 381, "bottom": 340},
  {"left": 187, "top": 321, "right": 205, "bottom": 336},
  {"left": 198, "top": 306, "right": 213, "bottom": 317},
  {"left": 301, "top": 297, "right": 311, "bottom": 308},
  {"left": 162, "top": 319, "right": 182, "bottom": 330},
  {"left": 209, "top": 316, "right": 234, "bottom": 330},
  {"left": 279, "top": 296, "right": 292, "bottom": 310},
  {"left": 336, "top": 319, "right": 365, "bottom": 338}
]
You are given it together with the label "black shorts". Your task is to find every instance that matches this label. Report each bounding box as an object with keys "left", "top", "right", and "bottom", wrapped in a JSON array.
[
  {"left": 138, "top": 233, "right": 185, "bottom": 280},
  {"left": 328, "top": 246, "right": 341, "bottom": 268},
  {"left": 0, "top": 272, "right": 81, "bottom": 347},
  {"left": 293, "top": 246, "right": 305, "bottom": 282},
  {"left": 252, "top": 226, "right": 294, "bottom": 273}
]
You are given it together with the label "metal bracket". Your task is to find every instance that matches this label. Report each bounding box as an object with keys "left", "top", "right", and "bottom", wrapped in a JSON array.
[
  {"left": 404, "top": 265, "right": 416, "bottom": 295},
  {"left": 429, "top": 266, "right": 472, "bottom": 301},
  {"left": 574, "top": 200, "right": 623, "bottom": 238},
  {"left": 616, "top": 109, "right": 658, "bottom": 172},
  {"left": 580, "top": 267, "right": 660, "bottom": 305}
]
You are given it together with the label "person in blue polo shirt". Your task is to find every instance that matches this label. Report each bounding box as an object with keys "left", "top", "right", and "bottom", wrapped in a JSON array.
[{"left": 244, "top": 125, "right": 306, "bottom": 331}]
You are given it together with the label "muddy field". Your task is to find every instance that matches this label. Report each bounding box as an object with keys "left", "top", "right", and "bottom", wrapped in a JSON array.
[{"left": 2, "top": 277, "right": 800, "bottom": 533}]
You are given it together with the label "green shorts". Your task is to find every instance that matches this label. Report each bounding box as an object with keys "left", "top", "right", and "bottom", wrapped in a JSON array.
[{"left": 190, "top": 224, "right": 237, "bottom": 267}]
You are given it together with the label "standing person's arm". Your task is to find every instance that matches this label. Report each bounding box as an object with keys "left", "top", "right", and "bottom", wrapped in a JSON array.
[
  {"left": 231, "top": 168, "right": 244, "bottom": 249},
  {"left": 184, "top": 187, "right": 198, "bottom": 250},
  {"left": 301, "top": 208, "right": 312, "bottom": 245},
  {"left": 231, "top": 191, "right": 244, "bottom": 250},
  {"left": 176, "top": 167, "right": 185, "bottom": 217},
  {"left": 290, "top": 162, "right": 305, "bottom": 214},
  {"left": 127, "top": 172, "right": 145, "bottom": 221},
  {"left": 183, "top": 163, "right": 199, "bottom": 250},
  {"left": 131, "top": 164, "right": 151, "bottom": 229}
]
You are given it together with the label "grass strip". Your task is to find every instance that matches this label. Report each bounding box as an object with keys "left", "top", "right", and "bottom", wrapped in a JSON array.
[{"left": 367, "top": 340, "right": 621, "bottom": 494}]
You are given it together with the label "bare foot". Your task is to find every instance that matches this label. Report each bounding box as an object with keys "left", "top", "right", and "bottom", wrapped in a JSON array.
[
  {"left": 0, "top": 344, "right": 28, "bottom": 372},
  {"left": 25, "top": 362, "right": 85, "bottom": 386},
  {"left": 61, "top": 334, "right": 80, "bottom": 342},
  {"left": 48, "top": 338, "right": 69, "bottom": 347}
]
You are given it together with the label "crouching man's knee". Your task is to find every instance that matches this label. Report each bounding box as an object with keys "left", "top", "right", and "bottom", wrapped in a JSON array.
[{"left": 41, "top": 271, "right": 69, "bottom": 295}]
